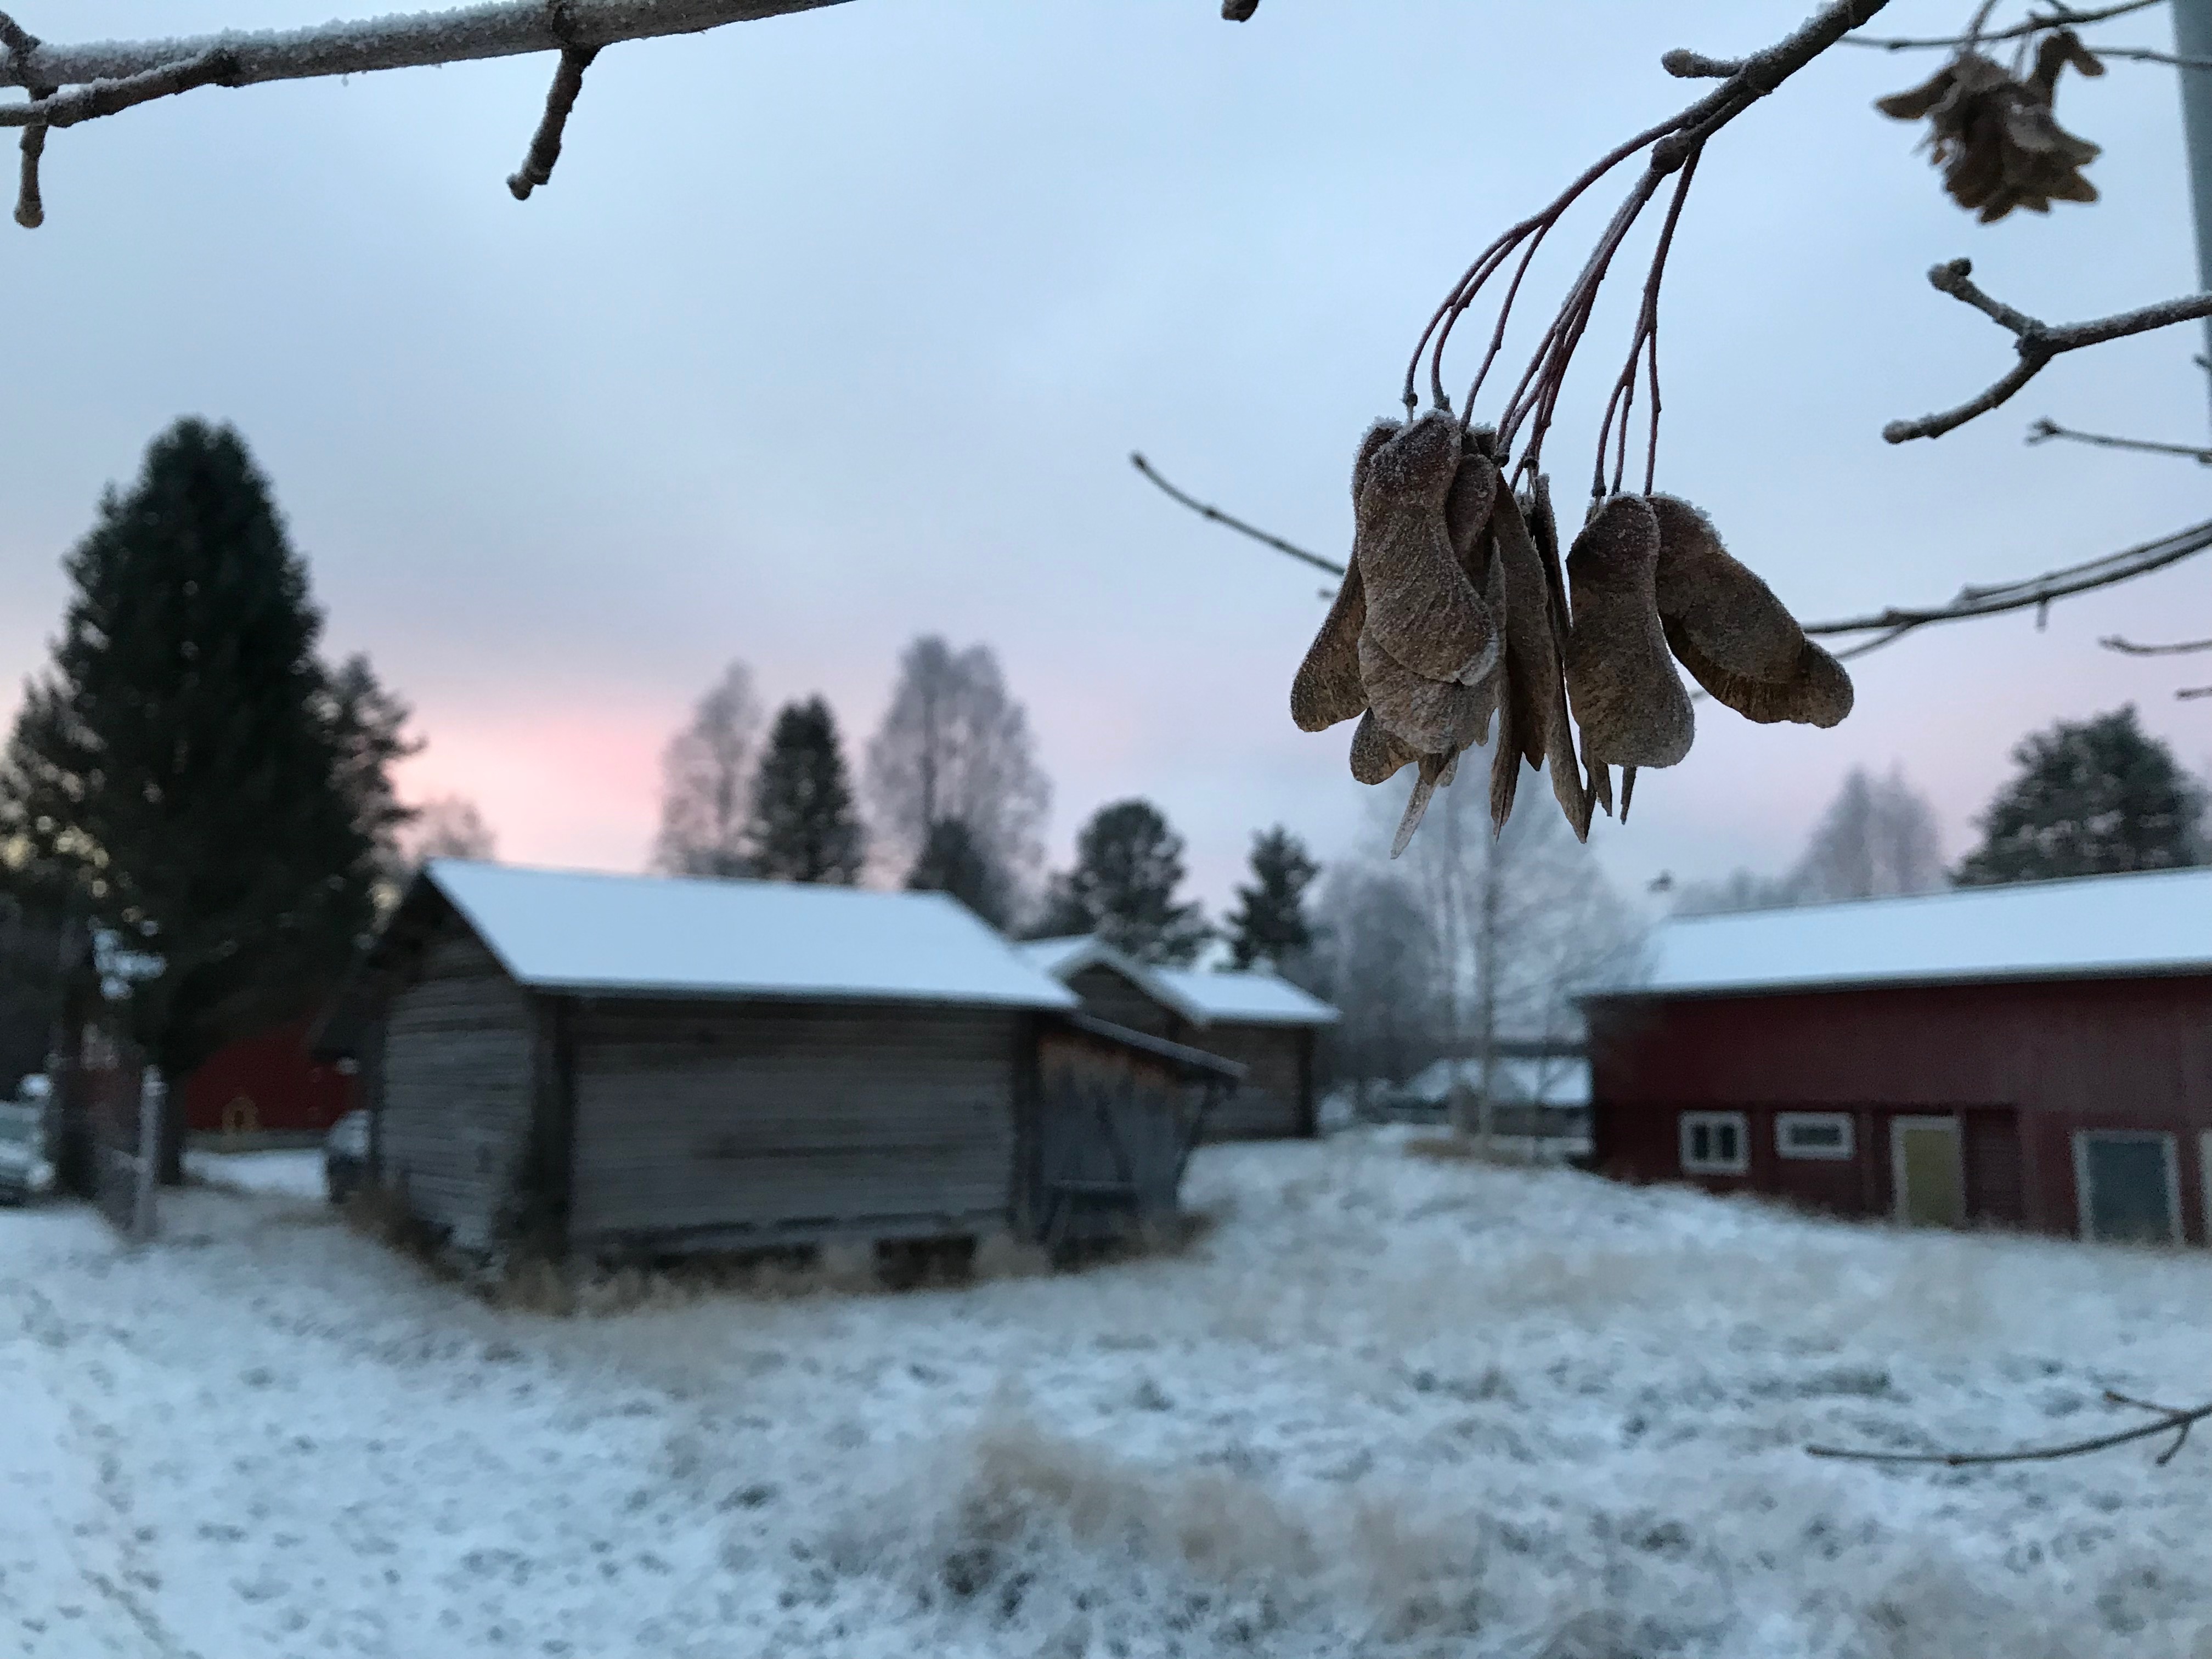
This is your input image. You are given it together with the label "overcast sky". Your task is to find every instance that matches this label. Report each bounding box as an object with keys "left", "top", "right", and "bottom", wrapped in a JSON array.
[{"left": 3, "top": 1, "right": 2207, "bottom": 916}]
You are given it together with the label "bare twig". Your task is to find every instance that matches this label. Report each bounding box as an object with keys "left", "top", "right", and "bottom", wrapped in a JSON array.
[
  {"left": 1, "top": 13, "right": 49, "bottom": 227},
  {"left": 1805, "top": 515, "right": 2212, "bottom": 647},
  {"left": 1408, "top": 0, "right": 1892, "bottom": 480},
  {"left": 0, "top": 52, "right": 244, "bottom": 132},
  {"left": 1809, "top": 1390, "right": 2212, "bottom": 1468},
  {"left": 1130, "top": 454, "right": 1347, "bottom": 578},
  {"left": 2101, "top": 632, "right": 2212, "bottom": 654},
  {"left": 507, "top": 44, "right": 599, "bottom": 199},
  {"left": 1884, "top": 259, "right": 2212, "bottom": 443},
  {"left": 2177, "top": 684, "right": 2212, "bottom": 699},
  {"left": 2028, "top": 416, "right": 2212, "bottom": 461},
  {"left": 1843, "top": 0, "right": 2168, "bottom": 50},
  {"left": 2079, "top": 46, "right": 2212, "bottom": 67}
]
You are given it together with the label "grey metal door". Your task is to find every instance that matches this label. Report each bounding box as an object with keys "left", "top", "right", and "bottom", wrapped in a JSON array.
[{"left": 2075, "top": 1133, "right": 2180, "bottom": 1245}]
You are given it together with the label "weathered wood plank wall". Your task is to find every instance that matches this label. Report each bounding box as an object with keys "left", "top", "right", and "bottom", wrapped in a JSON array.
[
  {"left": 567, "top": 998, "right": 1022, "bottom": 1251},
  {"left": 379, "top": 926, "right": 538, "bottom": 1251}
]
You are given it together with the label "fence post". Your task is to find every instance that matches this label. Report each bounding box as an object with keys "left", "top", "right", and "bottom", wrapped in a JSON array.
[{"left": 133, "top": 1068, "right": 162, "bottom": 1243}]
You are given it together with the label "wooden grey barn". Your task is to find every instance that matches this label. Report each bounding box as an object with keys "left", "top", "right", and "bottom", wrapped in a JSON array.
[
  {"left": 339, "top": 863, "right": 1239, "bottom": 1261},
  {"left": 1018, "top": 936, "right": 1338, "bottom": 1140}
]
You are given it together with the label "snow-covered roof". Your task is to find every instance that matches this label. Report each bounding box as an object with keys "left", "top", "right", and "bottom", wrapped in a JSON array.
[
  {"left": 1149, "top": 967, "right": 1339, "bottom": 1027},
  {"left": 1616, "top": 867, "right": 2212, "bottom": 999},
  {"left": 1017, "top": 936, "right": 1339, "bottom": 1028},
  {"left": 422, "top": 862, "right": 1079, "bottom": 1011},
  {"left": 1403, "top": 1058, "right": 1591, "bottom": 1109}
]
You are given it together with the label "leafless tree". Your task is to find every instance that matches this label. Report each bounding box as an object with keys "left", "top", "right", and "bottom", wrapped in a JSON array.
[
  {"left": 1673, "top": 764, "right": 1943, "bottom": 913},
  {"left": 653, "top": 660, "right": 761, "bottom": 878},
  {"left": 402, "top": 794, "right": 498, "bottom": 865},
  {"left": 864, "top": 636, "right": 1051, "bottom": 906},
  {"left": 1308, "top": 862, "right": 1446, "bottom": 1108},
  {"left": 1791, "top": 764, "right": 1945, "bottom": 900},
  {"left": 1386, "top": 777, "right": 1645, "bottom": 1139}
]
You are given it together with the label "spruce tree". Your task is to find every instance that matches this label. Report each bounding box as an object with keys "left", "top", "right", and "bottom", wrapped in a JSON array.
[
  {"left": 905, "top": 818, "right": 1011, "bottom": 928},
  {"left": 1956, "top": 706, "right": 2203, "bottom": 886},
  {"left": 1040, "top": 799, "right": 1210, "bottom": 964},
  {"left": 747, "top": 697, "right": 866, "bottom": 884},
  {"left": 1224, "top": 826, "right": 1318, "bottom": 970},
  {"left": 0, "top": 419, "right": 388, "bottom": 1178}
]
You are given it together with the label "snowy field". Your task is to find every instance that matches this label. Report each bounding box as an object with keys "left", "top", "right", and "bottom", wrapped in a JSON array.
[{"left": 3, "top": 1133, "right": 2209, "bottom": 1659}]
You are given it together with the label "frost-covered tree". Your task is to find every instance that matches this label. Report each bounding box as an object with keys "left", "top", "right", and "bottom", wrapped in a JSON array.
[
  {"left": 747, "top": 697, "right": 866, "bottom": 885},
  {"left": 1674, "top": 764, "right": 1942, "bottom": 915},
  {"left": 653, "top": 661, "right": 761, "bottom": 878},
  {"left": 1034, "top": 799, "right": 1210, "bottom": 965},
  {"left": 1309, "top": 864, "right": 1447, "bottom": 1099},
  {"left": 0, "top": 419, "right": 387, "bottom": 1181},
  {"left": 866, "top": 637, "right": 1050, "bottom": 906},
  {"left": 1390, "top": 778, "right": 1643, "bottom": 1137},
  {"left": 1224, "top": 826, "right": 1318, "bottom": 972},
  {"left": 1957, "top": 707, "right": 2204, "bottom": 886},
  {"left": 904, "top": 818, "right": 1012, "bottom": 929},
  {"left": 402, "top": 796, "right": 498, "bottom": 866}
]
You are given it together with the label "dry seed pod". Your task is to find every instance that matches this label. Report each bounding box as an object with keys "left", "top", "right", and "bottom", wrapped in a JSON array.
[
  {"left": 1348, "top": 709, "right": 1418, "bottom": 785},
  {"left": 1665, "top": 628, "right": 1855, "bottom": 729},
  {"left": 1489, "top": 484, "right": 1590, "bottom": 840},
  {"left": 1875, "top": 38, "right": 2100, "bottom": 223},
  {"left": 1564, "top": 494, "right": 1693, "bottom": 769},
  {"left": 1291, "top": 423, "right": 1401, "bottom": 733},
  {"left": 1356, "top": 413, "right": 1499, "bottom": 686},
  {"left": 1392, "top": 749, "right": 1457, "bottom": 857},
  {"left": 1290, "top": 559, "right": 1368, "bottom": 732},
  {"left": 1445, "top": 443, "right": 1500, "bottom": 585},
  {"left": 1488, "top": 683, "right": 1520, "bottom": 831},
  {"left": 1359, "top": 629, "right": 1491, "bottom": 754},
  {"left": 1649, "top": 494, "right": 1802, "bottom": 684}
]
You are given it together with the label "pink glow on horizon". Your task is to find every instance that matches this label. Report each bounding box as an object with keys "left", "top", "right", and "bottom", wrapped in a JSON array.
[{"left": 394, "top": 696, "right": 672, "bottom": 874}]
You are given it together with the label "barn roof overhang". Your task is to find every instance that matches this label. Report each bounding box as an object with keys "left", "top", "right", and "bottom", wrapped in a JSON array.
[{"left": 1048, "top": 1009, "right": 1249, "bottom": 1083}]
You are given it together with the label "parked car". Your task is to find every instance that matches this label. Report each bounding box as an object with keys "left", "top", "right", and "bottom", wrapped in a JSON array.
[
  {"left": 0, "top": 1084, "right": 55, "bottom": 1205},
  {"left": 324, "top": 1109, "right": 370, "bottom": 1205}
]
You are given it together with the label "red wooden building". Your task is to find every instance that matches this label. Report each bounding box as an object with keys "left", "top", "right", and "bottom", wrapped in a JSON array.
[
  {"left": 1585, "top": 868, "right": 2212, "bottom": 1246},
  {"left": 184, "top": 1015, "right": 356, "bottom": 1139}
]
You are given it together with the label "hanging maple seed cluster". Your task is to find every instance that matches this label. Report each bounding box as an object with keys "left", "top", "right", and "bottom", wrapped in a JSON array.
[
  {"left": 1876, "top": 29, "right": 2104, "bottom": 222},
  {"left": 1291, "top": 418, "right": 1853, "bottom": 852}
]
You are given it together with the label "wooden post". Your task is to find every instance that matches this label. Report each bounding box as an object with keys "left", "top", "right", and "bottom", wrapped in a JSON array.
[{"left": 132, "top": 1068, "right": 161, "bottom": 1243}]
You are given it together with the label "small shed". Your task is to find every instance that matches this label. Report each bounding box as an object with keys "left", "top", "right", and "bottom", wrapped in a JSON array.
[
  {"left": 1019, "top": 936, "right": 1339, "bottom": 1140},
  {"left": 1584, "top": 868, "right": 2212, "bottom": 1245},
  {"left": 342, "top": 863, "right": 1237, "bottom": 1262}
]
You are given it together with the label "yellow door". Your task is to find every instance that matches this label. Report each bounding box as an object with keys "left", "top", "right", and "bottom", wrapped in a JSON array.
[{"left": 1892, "top": 1116, "right": 1965, "bottom": 1228}]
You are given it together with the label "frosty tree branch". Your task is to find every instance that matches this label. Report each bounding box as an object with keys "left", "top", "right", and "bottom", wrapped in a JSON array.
[
  {"left": 1809, "top": 1389, "right": 2211, "bottom": 1467},
  {"left": 1132, "top": 450, "right": 2212, "bottom": 667},
  {"left": 1883, "top": 259, "right": 2212, "bottom": 443},
  {"left": 1841, "top": 0, "right": 2169, "bottom": 51},
  {"left": 2027, "top": 415, "right": 2212, "bottom": 462}
]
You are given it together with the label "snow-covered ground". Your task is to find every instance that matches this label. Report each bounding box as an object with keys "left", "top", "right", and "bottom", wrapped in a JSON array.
[
  {"left": 181, "top": 1148, "right": 328, "bottom": 1199},
  {"left": 2, "top": 1132, "right": 2208, "bottom": 1658}
]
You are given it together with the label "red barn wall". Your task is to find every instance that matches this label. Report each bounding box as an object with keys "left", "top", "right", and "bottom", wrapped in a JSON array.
[
  {"left": 1588, "top": 974, "right": 2212, "bottom": 1243},
  {"left": 185, "top": 1016, "right": 356, "bottom": 1136}
]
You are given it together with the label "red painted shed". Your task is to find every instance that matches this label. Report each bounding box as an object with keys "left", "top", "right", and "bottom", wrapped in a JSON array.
[
  {"left": 1585, "top": 868, "right": 2212, "bottom": 1246},
  {"left": 185, "top": 1015, "right": 356, "bottom": 1139}
]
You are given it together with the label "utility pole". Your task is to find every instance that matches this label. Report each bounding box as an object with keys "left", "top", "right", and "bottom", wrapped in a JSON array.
[{"left": 2173, "top": 0, "right": 2212, "bottom": 409}]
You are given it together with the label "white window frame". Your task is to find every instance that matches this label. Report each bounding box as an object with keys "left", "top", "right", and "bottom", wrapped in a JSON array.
[
  {"left": 2073, "top": 1130, "right": 2183, "bottom": 1246},
  {"left": 1679, "top": 1110, "right": 1748, "bottom": 1176},
  {"left": 1775, "top": 1111, "right": 1854, "bottom": 1162}
]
